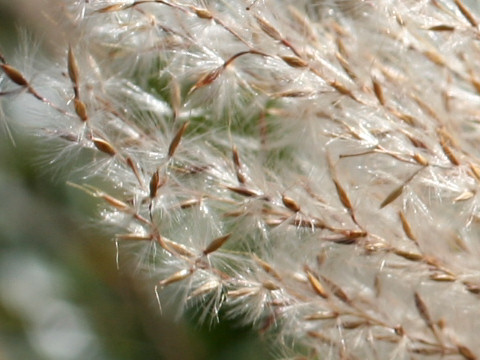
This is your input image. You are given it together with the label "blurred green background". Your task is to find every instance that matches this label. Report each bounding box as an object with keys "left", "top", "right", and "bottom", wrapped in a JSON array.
[{"left": 0, "top": 2, "right": 271, "bottom": 359}]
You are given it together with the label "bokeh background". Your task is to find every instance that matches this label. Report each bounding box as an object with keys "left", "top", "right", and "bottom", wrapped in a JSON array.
[{"left": 0, "top": 2, "right": 271, "bottom": 359}]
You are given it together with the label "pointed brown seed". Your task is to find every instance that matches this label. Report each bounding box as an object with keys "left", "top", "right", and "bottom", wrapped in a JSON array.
[
  {"left": 340, "top": 230, "right": 367, "bottom": 238},
  {"left": 223, "top": 209, "right": 247, "bottom": 218},
  {"left": 126, "top": 157, "right": 144, "bottom": 188},
  {"left": 394, "top": 110, "right": 416, "bottom": 126},
  {"left": 329, "top": 80, "right": 353, "bottom": 97},
  {"left": 179, "top": 198, "right": 202, "bottom": 209},
  {"left": 194, "top": 7, "right": 213, "bottom": 19},
  {"left": 281, "top": 56, "right": 308, "bottom": 68},
  {"left": 320, "top": 275, "right": 350, "bottom": 304},
  {"left": 252, "top": 254, "right": 281, "bottom": 280},
  {"left": 411, "top": 347, "right": 442, "bottom": 355},
  {"left": 227, "top": 288, "right": 258, "bottom": 298},
  {"left": 74, "top": 99, "right": 88, "bottom": 122},
  {"left": 304, "top": 311, "right": 338, "bottom": 321},
  {"left": 380, "top": 184, "right": 404, "bottom": 208},
  {"left": 336, "top": 53, "right": 357, "bottom": 80},
  {"left": 458, "top": 344, "right": 477, "bottom": 360},
  {"left": 464, "top": 282, "right": 480, "bottom": 294},
  {"left": 232, "top": 146, "right": 246, "bottom": 184},
  {"left": 336, "top": 35, "right": 348, "bottom": 55},
  {"left": 442, "top": 143, "right": 460, "bottom": 165},
  {"left": 413, "top": 153, "right": 428, "bottom": 166},
  {"left": 406, "top": 134, "right": 426, "bottom": 148},
  {"left": 263, "top": 280, "right": 279, "bottom": 291},
  {"left": 232, "top": 145, "right": 241, "bottom": 167},
  {"left": 282, "top": 195, "right": 300, "bottom": 212},
  {"left": 333, "top": 179, "right": 353, "bottom": 211},
  {"left": 394, "top": 249, "right": 423, "bottom": 262},
  {"left": 274, "top": 90, "right": 310, "bottom": 98},
  {"left": 306, "top": 270, "right": 329, "bottom": 299},
  {"left": 67, "top": 46, "right": 80, "bottom": 89},
  {"left": 168, "top": 121, "right": 189, "bottom": 157},
  {"left": 203, "top": 233, "right": 231, "bottom": 255},
  {"left": 342, "top": 321, "right": 366, "bottom": 330},
  {"left": 399, "top": 211, "right": 417, "bottom": 243},
  {"left": 372, "top": 78, "right": 385, "bottom": 105},
  {"left": 93, "top": 137, "right": 116, "bottom": 156},
  {"left": 428, "top": 24, "right": 455, "bottom": 31},
  {"left": 423, "top": 49, "right": 445, "bottom": 66},
  {"left": 116, "top": 234, "right": 152, "bottom": 241},
  {"left": 454, "top": 191, "right": 475, "bottom": 202},
  {"left": 414, "top": 292, "right": 433, "bottom": 328},
  {"left": 162, "top": 237, "right": 195, "bottom": 258},
  {"left": 256, "top": 16, "right": 282, "bottom": 41},
  {"left": 189, "top": 67, "right": 223, "bottom": 94},
  {"left": 226, "top": 185, "right": 262, "bottom": 197},
  {"left": 149, "top": 170, "right": 165, "bottom": 198},
  {"left": 101, "top": 194, "right": 129, "bottom": 211},
  {"left": 170, "top": 77, "right": 181, "bottom": 120},
  {"left": 158, "top": 269, "right": 192, "bottom": 287},
  {"left": 469, "top": 162, "right": 480, "bottom": 182},
  {"left": 1, "top": 64, "right": 28, "bottom": 86},
  {"left": 438, "top": 128, "right": 460, "bottom": 165},
  {"left": 332, "top": 237, "right": 357, "bottom": 245},
  {"left": 328, "top": 230, "right": 366, "bottom": 245},
  {"left": 430, "top": 273, "right": 456, "bottom": 282}
]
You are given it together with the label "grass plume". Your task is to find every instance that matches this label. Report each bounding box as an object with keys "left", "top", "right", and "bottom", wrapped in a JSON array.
[{"left": 2, "top": 0, "right": 480, "bottom": 358}]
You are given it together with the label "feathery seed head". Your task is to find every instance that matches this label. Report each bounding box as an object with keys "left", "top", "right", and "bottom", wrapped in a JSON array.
[{"left": 4, "top": 0, "right": 480, "bottom": 358}]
